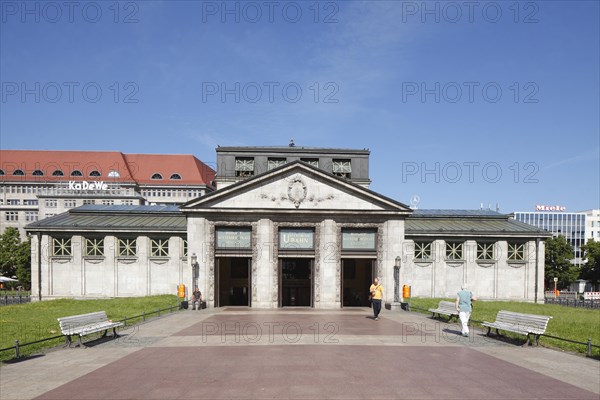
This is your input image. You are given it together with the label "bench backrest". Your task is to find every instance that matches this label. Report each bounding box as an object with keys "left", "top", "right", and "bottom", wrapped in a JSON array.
[
  {"left": 58, "top": 311, "right": 109, "bottom": 333},
  {"left": 495, "top": 310, "right": 552, "bottom": 332},
  {"left": 437, "top": 301, "right": 456, "bottom": 311}
]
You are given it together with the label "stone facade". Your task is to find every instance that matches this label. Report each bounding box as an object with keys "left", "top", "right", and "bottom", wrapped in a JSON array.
[
  {"left": 31, "top": 233, "right": 188, "bottom": 299},
  {"left": 27, "top": 161, "right": 549, "bottom": 305}
]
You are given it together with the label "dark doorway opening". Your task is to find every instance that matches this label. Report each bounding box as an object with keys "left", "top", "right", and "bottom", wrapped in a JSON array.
[
  {"left": 280, "top": 259, "right": 313, "bottom": 307},
  {"left": 215, "top": 257, "right": 251, "bottom": 307},
  {"left": 342, "top": 259, "right": 374, "bottom": 307}
]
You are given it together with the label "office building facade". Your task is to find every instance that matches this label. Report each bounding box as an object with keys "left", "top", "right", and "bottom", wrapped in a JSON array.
[
  {"left": 0, "top": 150, "right": 215, "bottom": 237},
  {"left": 513, "top": 210, "right": 587, "bottom": 265}
]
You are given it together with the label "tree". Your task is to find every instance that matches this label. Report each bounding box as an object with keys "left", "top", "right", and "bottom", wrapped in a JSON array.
[
  {"left": 581, "top": 240, "right": 600, "bottom": 284},
  {"left": 544, "top": 235, "right": 578, "bottom": 290},
  {"left": 0, "top": 228, "right": 31, "bottom": 288}
]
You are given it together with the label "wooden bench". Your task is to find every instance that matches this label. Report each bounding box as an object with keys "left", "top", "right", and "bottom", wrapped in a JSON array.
[
  {"left": 482, "top": 310, "right": 552, "bottom": 346},
  {"left": 428, "top": 300, "right": 458, "bottom": 321},
  {"left": 58, "top": 311, "right": 123, "bottom": 347}
]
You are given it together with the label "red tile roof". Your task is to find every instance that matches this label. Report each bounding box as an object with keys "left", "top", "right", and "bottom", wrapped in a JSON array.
[{"left": 0, "top": 150, "right": 215, "bottom": 187}]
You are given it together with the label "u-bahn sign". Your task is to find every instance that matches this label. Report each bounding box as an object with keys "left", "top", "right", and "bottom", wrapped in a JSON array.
[{"left": 279, "top": 229, "right": 314, "bottom": 250}]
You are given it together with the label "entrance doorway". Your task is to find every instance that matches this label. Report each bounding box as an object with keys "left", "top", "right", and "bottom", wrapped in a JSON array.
[
  {"left": 342, "top": 259, "right": 374, "bottom": 307},
  {"left": 215, "top": 257, "right": 251, "bottom": 307},
  {"left": 280, "top": 259, "right": 313, "bottom": 307}
]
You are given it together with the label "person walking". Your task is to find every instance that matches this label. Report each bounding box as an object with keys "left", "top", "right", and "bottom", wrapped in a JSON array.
[
  {"left": 455, "top": 285, "right": 477, "bottom": 337},
  {"left": 369, "top": 277, "right": 384, "bottom": 320}
]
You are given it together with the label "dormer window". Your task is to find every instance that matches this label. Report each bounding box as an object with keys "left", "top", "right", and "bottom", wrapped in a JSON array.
[
  {"left": 235, "top": 158, "right": 254, "bottom": 177},
  {"left": 13, "top": 169, "right": 25, "bottom": 176},
  {"left": 0, "top": 169, "right": 5, "bottom": 176},
  {"left": 151, "top": 173, "right": 163, "bottom": 180},
  {"left": 32, "top": 170, "right": 44, "bottom": 176},
  {"left": 170, "top": 173, "right": 182, "bottom": 180},
  {"left": 108, "top": 170, "right": 120, "bottom": 178},
  {"left": 332, "top": 159, "right": 351, "bottom": 179},
  {"left": 52, "top": 170, "right": 64, "bottom": 176},
  {"left": 267, "top": 158, "right": 286, "bottom": 171},
  {"left": 89, "top": 170, "right": 101, "bottom": 177},
  {"left": 71, "top": 170, "right": 83, "bottom": 177}
]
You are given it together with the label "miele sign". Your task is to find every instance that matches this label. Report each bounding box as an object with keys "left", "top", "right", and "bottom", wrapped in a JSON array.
[
  {"left": 536, "top": 205, "right": 566, "bottom": 211},
  {"left": 68, "top": 181, "right": 108, "bottom": 191}
]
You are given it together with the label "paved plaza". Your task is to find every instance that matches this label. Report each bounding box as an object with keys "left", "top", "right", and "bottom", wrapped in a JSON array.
[{"left": 1, "top": 308, "right": 599, "bottom": 400}]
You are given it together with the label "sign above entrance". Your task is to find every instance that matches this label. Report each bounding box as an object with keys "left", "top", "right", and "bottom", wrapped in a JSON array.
[
  {"left": 279, "top": 229, "right": 314, "bottom": 250},
  {"left": 342, "top": 230, "right": 376, "bottom": 251},
  {"left": 216, "top": 228, "right": 252, "bottom": 249}
]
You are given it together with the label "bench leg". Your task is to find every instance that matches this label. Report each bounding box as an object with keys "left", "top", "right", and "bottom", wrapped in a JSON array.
[
  {"left": 77, "top": 335, "right": 86, "bottom": 348},
  {"left": 112, "top": 327, "right": 119, "bottom": 338},
  {"left": 486, "top": 327, "right": 491, "bottom": 336},
  {"left": 535, "top": 334, "right": 541, "bottom": 346},
  {"left": 523, "top": 334, "right": 531, "bottom": 347},
  {"left": 101, "top": 329, "right": 108, "bottom": 338},
  {"left": 430, "top": 312, "right": 435, "bottom": 319},
  {"left": 64, "top": 335, "right": 72, "bottom": 348}
]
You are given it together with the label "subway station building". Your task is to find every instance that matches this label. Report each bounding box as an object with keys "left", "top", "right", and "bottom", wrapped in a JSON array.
[{"left": 25, "top": 145, "right": 551, "bottom": 307}]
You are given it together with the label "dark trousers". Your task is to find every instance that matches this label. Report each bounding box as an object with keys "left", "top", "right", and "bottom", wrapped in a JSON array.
[{"left": 372, "top": 299, "right": 382, "bottom": 318}]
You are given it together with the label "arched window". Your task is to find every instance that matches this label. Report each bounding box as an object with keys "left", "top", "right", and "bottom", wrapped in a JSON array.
[
  {"left": 151, "top": 173, "right": 163, "bottom": 180},
  {"left": 0, "top": 169, "right": 4, "bottom": 176},
  {"left": 13, "top": 169, "right": 25, "bottom": 176},
  {"left": 170, "top": 173, "right": 182, "bottom": 180},
  {"left": 71, "top": 170, "right": 83, "bottom": 177},
  {"left": 89, "top": 170, "right": 101, "bottom": 177},
  {"left": 32, "top": 170, "right": 44, "bottom": 176},
  {"left": 52, "top": 170, "right": 64, "bottom": 176},
  {"left": 108, "top": 170, "right": 120, "bottom": 178}
]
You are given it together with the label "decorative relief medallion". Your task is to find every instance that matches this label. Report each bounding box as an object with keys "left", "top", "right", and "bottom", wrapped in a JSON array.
[{"left": 287, "top": 176, "right": 307, "bottom": 208}]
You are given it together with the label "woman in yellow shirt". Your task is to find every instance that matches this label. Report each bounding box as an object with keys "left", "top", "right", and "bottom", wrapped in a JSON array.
[{"left": 369, "top": 277, "right": 384, "bottom": 320}]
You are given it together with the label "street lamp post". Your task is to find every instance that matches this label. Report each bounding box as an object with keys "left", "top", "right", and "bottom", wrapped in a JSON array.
[
  {"left": 390, "top": 256, "right": 402, "bottom": 310},
  {"left": 393, "top": 256, "right": 401, "bottom": 303},
  {"left": 191, "top": 253, "right": 199, "bottom": 291}
]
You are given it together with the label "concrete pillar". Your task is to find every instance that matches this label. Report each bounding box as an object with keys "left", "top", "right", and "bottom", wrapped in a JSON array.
[
  {"left": 382, "top": 219, "right": 404, "bottom": 306},
  {"left": 255, "top": 218, "right": 276, "bottom": 308},
  {"left": 187, "top": 216, "right": 211, "bottom": 306},
  {"left": 318, "top": 219, "right": 339, "bottom": 308}
]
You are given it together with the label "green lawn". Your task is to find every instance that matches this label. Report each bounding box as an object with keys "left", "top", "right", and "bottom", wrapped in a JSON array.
[
  {"left": 409, "top": 298, "right": 600, "bottom": 357},
  {"left": 0, "top": 295, "right": 179, "bottom": 362}
]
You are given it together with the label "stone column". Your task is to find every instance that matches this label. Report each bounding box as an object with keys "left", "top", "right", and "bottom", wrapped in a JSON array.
[
  {"left": 187, "top": 216, "right": 211, "bottom": 306},
  {"left": 255, "top": 218, "right": 276, "bottom": 308},
  {"left": 382, "top": 219, "right": 404, "bottom": 309},
  {"left": 30, "top": 234, "right": 40, "bottom": 301},
  {"left": 318, "top": 219, "right": 339, "bottom": 309},
  {"left": 105, "top": 236, "right": 117, "bottom": 297}
]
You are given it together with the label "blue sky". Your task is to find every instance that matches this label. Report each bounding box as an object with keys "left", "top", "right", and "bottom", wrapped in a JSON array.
[{"left": 1, "top": 0, "right": 598, "bottom": 212}]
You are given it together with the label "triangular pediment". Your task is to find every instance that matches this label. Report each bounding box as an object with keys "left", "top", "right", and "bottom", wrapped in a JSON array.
[{"left": 183, "top": 162, "right": 411, "bottom": 214}]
